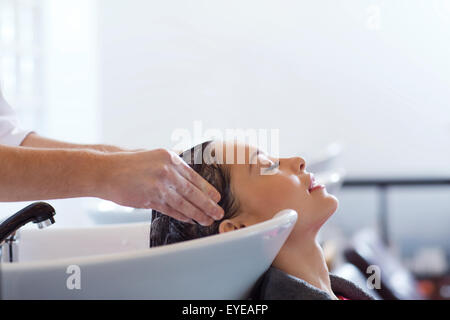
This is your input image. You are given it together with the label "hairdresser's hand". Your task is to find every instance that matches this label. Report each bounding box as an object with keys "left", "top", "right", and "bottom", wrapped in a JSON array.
[{"left": 101, "top": 148, "right": 224, "bottom": 225}]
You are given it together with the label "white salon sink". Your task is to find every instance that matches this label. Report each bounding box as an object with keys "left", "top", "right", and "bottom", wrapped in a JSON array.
[{"left": 0, "top": 209, "right": 297, "bottom": 299}]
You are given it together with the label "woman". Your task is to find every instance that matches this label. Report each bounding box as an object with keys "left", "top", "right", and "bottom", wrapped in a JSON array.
[{"left": 150, "top": 140, "right": 374, "bottom": 300}]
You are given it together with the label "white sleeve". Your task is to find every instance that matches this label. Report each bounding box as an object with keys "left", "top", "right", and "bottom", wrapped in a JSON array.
[{"left": 0, "top": 86, "right": 33, "bottom": 146}]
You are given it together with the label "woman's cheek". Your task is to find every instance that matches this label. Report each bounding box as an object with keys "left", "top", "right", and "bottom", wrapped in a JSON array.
[{"left": 273, "top": 175, "right": 308, "bottom": 205}]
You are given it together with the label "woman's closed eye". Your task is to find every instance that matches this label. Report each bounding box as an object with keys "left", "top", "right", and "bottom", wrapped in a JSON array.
[{"left": 260, "top": 159, "right": 280, "bottom": 174}]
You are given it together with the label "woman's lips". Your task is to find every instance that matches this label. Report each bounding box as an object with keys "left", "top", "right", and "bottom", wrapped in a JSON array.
[
  {"left": 308, "top": 173, "right": 325, "bottom": 192},
  {"left": 310, "top": 184, "right": 325, "bottom": 192}
]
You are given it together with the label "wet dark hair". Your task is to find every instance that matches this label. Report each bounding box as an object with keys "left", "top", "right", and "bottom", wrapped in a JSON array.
[{"left": 150, "top": 141, "right": 241, "bottom": 247}]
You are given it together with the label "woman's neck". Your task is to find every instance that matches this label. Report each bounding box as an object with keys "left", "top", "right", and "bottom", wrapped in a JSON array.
[{"left": 272, "top": 230, "right": 338, "bottom": 300}]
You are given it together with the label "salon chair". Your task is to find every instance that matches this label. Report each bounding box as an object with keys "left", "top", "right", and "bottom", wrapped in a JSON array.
[
  {"left": 331, "top": 263, "right": 382, "bottom": 300},
  {"left": 343, "top": 228, "right": 424, "bottom": 300}
]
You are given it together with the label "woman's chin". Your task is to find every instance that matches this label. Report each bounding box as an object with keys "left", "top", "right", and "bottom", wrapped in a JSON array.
[
  {"left": 314, "top": 196, "right": 339, "bottom": 228},
  {"left": 328, "top": 194, "right": 339, "bottom": 213},
  {"left": 292, "top": 198, "right": 339, "bottom": 234}
]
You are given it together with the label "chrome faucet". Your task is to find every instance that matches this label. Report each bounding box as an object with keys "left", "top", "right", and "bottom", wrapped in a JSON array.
[{"left": 0, "top": 202, "right": 56, "bottom": 263}]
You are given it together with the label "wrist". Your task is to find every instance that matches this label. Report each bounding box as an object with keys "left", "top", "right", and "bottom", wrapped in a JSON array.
[
  {"left": 91, "top": 151, "right": 125, "bottom": 201},
  {"left": 83, "top": 151, "right": 114, "bottom": 199}
]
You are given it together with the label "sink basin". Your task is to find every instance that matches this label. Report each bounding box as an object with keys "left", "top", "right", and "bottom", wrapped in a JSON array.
[{"left": 0, "top": 209, "right": 297, "bottom": 299}]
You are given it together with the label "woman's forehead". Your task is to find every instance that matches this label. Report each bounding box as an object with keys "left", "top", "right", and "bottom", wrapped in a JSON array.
[{"left": 211, "top": 141, "right": 260, "bottom": 165}]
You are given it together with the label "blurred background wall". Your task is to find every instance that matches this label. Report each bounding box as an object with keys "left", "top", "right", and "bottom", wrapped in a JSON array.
[
  {"left": 97, "top": 0, "right": 450, "bottom": 267},
  {"left": 1, "top": 0, "right": 449, "bottom": 272}
]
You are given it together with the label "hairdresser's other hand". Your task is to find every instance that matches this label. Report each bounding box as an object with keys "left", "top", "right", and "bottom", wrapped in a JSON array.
[{"left": 101, "top": 148, "right": 224, "bottom": 225}]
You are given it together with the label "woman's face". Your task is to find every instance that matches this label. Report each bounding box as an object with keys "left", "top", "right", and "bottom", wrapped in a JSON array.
[{"left": 213, "top": 141, "right": 339, "bottom": 236}]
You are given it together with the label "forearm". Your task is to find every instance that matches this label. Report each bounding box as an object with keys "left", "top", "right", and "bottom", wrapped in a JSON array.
[
  {"left": 20, "top": 132, "right": 125, "bottom": 153},
  {"left": 0, "top": 144, "right": 111, "bottom": 202},
  {"left": 0, "top": 144, "right": 223, "bottom": 223}
]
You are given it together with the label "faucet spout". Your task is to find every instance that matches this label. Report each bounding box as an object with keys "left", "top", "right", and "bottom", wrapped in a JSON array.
[{"left": 0, "top": 202, "right": 56, "bottom": 244}]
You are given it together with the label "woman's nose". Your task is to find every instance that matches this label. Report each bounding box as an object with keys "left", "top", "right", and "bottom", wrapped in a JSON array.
[{"left": 286, "top": 156, "right": 306, "bottom": 173}]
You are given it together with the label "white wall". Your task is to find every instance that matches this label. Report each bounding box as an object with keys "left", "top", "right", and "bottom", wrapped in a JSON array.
[
  {"left": 97, "top": 0, "right": 450, "bottom": 178},
  {"left": 0, "top": 0, "right": 99, "bottom": 143},
  {"left": 41, "top": 0, "right": 99, "bottom": 143}
]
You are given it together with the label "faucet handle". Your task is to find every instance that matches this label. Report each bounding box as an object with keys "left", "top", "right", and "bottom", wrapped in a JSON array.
[
  {"left": 1, "top": 233, "right": 19, "bottom": 263},
  {"left": 7, "top": 230, "right": 19, "bottom": 242}
]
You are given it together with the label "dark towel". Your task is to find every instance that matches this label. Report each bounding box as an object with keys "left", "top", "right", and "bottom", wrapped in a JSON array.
[{"left": 254, "top": 267, "right": 376, "bottom": 300}]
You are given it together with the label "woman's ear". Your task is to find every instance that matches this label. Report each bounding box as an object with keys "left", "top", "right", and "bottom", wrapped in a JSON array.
[{"left": 218, "top": 218, "right": 247, "bottom": 233}]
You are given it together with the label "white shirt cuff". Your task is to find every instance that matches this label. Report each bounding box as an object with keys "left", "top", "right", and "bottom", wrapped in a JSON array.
[{"left": 0, "top": 127, "right": 34, "bottom": 146}]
